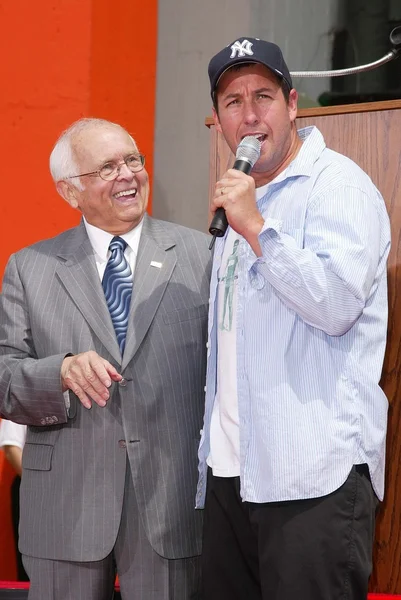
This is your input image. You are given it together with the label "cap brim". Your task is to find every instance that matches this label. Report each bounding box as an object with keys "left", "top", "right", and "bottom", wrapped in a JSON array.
[{"left": 212, "top": 59, "right": 290, "bottom": 97}]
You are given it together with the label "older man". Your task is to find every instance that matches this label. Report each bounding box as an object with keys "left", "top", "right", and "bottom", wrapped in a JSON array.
[
  {"left": 197, "top": 37, "right": 391, "bottom": 599},
  {"left": 0, "top": 117, "right": 211, "bottom": 600}
]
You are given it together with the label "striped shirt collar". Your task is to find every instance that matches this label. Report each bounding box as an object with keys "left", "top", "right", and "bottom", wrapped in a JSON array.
[{"left": 269, "top": 125, "right": 326, "bottom": 186}]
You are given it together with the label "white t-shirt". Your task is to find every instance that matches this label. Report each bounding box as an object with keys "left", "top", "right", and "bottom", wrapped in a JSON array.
[
  {"left": 207, "top": 226, "right": 241, "bottom": 476},
  {"left": 0, "top": 420, "right": 26, "bottom": 450},
  {"left": 207, "top": 183, "right": 270, "bottom": 477}
]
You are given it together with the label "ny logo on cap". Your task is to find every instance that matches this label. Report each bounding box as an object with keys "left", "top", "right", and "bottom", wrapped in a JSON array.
[{"left": 230, "top": 39, "right": 254, "bottom": 59}]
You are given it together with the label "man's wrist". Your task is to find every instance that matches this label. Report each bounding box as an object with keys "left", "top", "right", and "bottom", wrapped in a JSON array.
[{"left": 243, "top": 215, "right": 265, "bottom": 256}]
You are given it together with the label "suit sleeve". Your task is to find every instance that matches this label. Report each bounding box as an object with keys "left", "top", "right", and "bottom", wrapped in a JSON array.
[{"left": 0, "top": 253, "right": 69, "bottom": 426}]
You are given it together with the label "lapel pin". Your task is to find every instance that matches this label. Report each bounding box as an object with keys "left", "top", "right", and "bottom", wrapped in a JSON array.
[{"left": 150, "top": 261, "right": 163, "bottom": 269}]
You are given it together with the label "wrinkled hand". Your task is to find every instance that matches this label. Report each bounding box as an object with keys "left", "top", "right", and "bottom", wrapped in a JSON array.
[
  {"left": 212, "top": 169, "right": 264, "bottom": 255},
  {"left": 61, "top": 351, "right": 122, "bottom": 409}
]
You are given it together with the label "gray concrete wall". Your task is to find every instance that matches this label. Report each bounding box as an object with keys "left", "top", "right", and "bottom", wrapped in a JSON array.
[{"left": 152, "top": 0, "right": 338, "bottom": 232}]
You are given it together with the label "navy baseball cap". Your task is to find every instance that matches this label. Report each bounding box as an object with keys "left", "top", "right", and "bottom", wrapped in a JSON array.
[{"left": 208, "top": 37, "right": 292, "bottom": 98}]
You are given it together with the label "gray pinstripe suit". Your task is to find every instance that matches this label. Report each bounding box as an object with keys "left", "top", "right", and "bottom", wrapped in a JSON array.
[{"left": 0, "top": 214, "right": 211, "bottom": 594}]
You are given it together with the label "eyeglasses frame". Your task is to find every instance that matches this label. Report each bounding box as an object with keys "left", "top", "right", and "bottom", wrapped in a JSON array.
[{"left": 65, "top": 154, "right": 146, "bottom": 182}]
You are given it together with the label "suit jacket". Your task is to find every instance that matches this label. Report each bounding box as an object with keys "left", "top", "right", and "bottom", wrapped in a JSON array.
[{"left": 0, "top": 214, "right": 211, "bottom": 562}]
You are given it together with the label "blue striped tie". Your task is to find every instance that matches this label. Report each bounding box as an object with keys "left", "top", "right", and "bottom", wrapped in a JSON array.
[{"left": 102, "top": 236, "right": 132, "bottom": 354}]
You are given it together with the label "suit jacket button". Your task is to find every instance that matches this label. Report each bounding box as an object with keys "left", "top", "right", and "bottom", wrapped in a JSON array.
[
  {"left": 118, "top": 440, "right": 127, "bottom": 449},
  {"left": 119, "top": 378, "right": 127, "bottom": 387}
]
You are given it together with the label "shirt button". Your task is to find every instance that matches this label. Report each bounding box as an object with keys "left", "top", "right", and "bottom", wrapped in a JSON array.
[
  {"left": 119, "top": 378, "right": 127, "bottom": 387},
  {"left": 118, "top": 440, "right": 127, "bottom": 449}
]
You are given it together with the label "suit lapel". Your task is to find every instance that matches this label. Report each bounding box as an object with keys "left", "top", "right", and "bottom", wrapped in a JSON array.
[
  {"left": 122, "top": 215, "right": 177, "bottom": 370},
  {"left": 55, "top": 223, "right": 122, "bottom": 364}
]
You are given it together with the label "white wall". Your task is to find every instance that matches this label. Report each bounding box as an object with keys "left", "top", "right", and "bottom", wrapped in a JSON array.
[
  {"left": 152, "top": 0, "right": 338, "bottom": 232},
  {"left": 251, "top": 0, "right": 337, "bottom": 101}
]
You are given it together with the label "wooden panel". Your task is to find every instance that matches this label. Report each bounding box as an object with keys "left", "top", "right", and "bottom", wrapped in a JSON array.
[
  {"left": 207, "top": 103, "right": 401, "bottom": 594},
  {"left": 296, "top": 109, "right": 401, "bottom": 594},
  {"left": 205, "top": 99, "right": 401, "bottom": 127}
]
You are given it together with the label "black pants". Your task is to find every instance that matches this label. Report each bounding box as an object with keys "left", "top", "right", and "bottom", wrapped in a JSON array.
[{"left": 202, "top": 465, "right": 378, "bottom": 600}]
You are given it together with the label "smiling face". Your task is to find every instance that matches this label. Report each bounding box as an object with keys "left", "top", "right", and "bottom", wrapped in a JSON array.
[
  {"left": 58, "top": 124, "right": 149, "bottom": 235},
  {"left": 213, "top": 63, "right": 301, "bottom": 186}
]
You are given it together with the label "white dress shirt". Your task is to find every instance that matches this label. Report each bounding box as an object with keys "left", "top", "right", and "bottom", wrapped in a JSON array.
[{"left": 83, "top": 217, "right": 144, "bottom": 282}]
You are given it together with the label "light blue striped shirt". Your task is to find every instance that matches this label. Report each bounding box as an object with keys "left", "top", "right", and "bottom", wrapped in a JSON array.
[{"left": 196, "top": 126, "right": 391, "bottom": 506}]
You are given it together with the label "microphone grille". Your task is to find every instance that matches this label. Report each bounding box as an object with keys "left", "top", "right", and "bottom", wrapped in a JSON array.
[{"left": 236, "top": 136, "right": 261, "bottom": 167}]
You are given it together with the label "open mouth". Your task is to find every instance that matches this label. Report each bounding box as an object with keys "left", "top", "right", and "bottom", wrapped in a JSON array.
[
  {"left": 243, "top": 134, "right": 267, "bottom": 144},
  {"left": 114, "top": 189, "right": 137, "bottom": 200}
]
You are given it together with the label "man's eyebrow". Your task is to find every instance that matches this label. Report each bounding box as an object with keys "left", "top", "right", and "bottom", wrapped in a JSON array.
[
  {"left": 219, "top": 91, "right": 239, "bottom": 102},
  {"left": 96, "top": 152, "right": 138, "bottom": 166},
  {"left": 221, "top": 86, "right": 277, "bottom": 101},
  {"left": 254, "top": 86, "right": 276, "bottom": 94},
  {"left": 91, "top": 157, "right": 115, "bottom": 167}
]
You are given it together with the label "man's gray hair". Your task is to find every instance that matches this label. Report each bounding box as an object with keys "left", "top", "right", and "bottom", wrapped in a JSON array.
[{"left": 49, "top": 117, "right": 135, "bottom": 191}]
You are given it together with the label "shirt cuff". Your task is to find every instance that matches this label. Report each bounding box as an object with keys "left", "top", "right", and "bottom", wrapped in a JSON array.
[
  {"left": 63, "top": 390, "right": 71, "bottom": 412},
  {"left": 247, "top": 218, "right": 283, "bottom": 289}
]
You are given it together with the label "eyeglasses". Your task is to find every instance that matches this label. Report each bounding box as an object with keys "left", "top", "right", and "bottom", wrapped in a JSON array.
[{"left": 66, "top": 154, "right": 146, "bottom": 182}]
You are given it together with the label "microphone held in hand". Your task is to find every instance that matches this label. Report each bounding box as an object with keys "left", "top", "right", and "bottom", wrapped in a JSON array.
[{"left": 209, "top": 136, "right": 261, "bottom": 248}]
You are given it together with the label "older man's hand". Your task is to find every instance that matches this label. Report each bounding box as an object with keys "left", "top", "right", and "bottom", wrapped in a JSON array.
[{"left": 61, "top": 351, "right": 122, "bottom": 409}]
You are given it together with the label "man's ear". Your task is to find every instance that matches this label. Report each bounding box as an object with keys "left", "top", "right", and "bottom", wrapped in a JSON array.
[
  {"left": 212, "top": 107, "right": 222, "bottom": 134},
  {"left": 288, "top": 88, "right": 298, "bottom": 123},
  {"left": 56, "top": 181, "right": 79, "bottom": 209}
]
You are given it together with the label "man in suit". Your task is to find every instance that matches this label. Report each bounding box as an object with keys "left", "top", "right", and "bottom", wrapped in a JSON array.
[{"left": 0, "top": 117, "right": 211, "bottom": 600}]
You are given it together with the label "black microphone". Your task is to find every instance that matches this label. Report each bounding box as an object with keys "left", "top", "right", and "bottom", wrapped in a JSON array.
[{"left": 209, "top": 136, "right": 261, "bottom": 249}]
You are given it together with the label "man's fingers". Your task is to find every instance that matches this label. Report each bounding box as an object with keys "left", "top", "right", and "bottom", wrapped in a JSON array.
[
  {"left": 90, "top": 357, "right": 122, "bottom": 386},
  {"left": 64, "top": 370, "right": 109, "bottom": 408},
  {"left": 69, "top": 384, "right": 92, "bottom": 410},
  {"left": 61, "top": 352, "right": 123, "bottom": 408},
  {"left": 80, "top": 377, "right": 109, "bottom": 406},
  {"left": 109, "top": 370, "right": 123, "bottom": 382},
  {"left": 88, "top": 357, "right": 114, "bottom": 389}
]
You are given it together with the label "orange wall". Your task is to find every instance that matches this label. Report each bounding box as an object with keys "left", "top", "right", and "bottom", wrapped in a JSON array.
[{"left": 0, "top": 0, "right": 157, "bottom": 579}]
